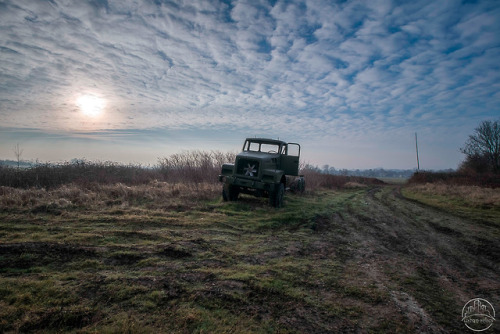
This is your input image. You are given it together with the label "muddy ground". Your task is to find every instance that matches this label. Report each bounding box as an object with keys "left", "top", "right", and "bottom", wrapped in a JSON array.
[{"left": 0, "top": 185, "right": 498, "bottom": 333}]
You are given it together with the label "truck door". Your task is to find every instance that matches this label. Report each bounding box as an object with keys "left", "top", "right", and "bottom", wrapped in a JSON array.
[{"left": 280, "top": 143, "right": 300, "bottom": 176}]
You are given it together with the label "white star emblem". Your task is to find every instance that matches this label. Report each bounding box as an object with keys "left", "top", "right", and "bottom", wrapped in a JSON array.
[{"left": 244, "top": 164, "right": 257, "bottom": 176}]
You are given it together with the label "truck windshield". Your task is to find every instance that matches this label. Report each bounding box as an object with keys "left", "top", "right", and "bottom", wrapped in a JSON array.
[{"left": 245, "top": 141, "right": 281, "bottom": 153}]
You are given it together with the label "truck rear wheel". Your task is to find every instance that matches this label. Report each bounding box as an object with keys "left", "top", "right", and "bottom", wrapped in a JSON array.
[
  {"left": 298, "top": 176, "right": 305, "bottom": 193},
  {"left": 269, "top": 183, "right": 284, "bottom": 208}
]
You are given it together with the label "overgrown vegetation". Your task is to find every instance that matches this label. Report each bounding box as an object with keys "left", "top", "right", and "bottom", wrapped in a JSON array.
[
  {"left": 0, "top": 160, "right": 161, "bottom": 189},
  {"left": 0, "top": 151, "right": 236, "bottom": 189},
  {"left": 0, "top": 150, "right": 384, "bottom": 192}
]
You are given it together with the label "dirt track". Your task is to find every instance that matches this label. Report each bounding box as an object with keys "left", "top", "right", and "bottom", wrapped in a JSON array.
[{"left": 333, "top": 186, "right": 499, "bottom": 332}]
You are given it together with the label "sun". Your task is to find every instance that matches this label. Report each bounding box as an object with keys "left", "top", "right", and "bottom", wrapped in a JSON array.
[{"left": 76, "top": 94, "right": 105, "bottom": 117}]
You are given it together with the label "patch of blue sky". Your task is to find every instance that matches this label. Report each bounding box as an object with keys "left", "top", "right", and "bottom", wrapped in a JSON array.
[{"left": 256, "top": 38, "right": 273, "bottom": 54}]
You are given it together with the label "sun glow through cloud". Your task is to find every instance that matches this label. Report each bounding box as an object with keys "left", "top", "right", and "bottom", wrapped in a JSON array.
[{"left": 76, "top": 95, "right": 105, "bottom": 118}]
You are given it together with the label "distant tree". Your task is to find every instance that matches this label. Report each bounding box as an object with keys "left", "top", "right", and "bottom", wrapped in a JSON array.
[
  {"left": 322, "top": 164, "right": 330, "bottom": 174},
  {"left": 460, "top": 120, "right": 500, "bottom": 173},
  {"left": 13, "top": 143, "right": 23, "bottom": 169}
]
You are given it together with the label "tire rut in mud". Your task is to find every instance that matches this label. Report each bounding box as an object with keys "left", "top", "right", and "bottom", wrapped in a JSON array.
[
  {"left": 341, "top": 185, "right": 499, "bottom": 333},
  {"left": 0, "top": 242, "right": 98, "bottom": 271}
]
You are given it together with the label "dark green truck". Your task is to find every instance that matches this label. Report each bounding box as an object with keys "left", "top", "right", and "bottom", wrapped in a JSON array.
[{"left": 218, "top": 138, "right": 305, "bottom": 208}]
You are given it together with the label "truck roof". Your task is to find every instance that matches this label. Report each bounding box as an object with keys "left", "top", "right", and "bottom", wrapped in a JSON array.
[{"left": 245, "top": 138, "right": 287, "bottom": 145}]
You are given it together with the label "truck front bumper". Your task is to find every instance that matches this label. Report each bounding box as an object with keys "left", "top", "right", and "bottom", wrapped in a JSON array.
[{"left": 218, "top": 175, "right": 276, "bottom": 192}]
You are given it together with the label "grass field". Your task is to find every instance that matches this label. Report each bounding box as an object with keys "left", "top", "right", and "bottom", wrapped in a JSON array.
[{"left": 0, "top": 182, "right": 499, "bottom": 333}]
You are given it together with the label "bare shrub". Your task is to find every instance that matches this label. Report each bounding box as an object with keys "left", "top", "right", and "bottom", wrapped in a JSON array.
[
  {"left": 0, "top": 150, "right": 241, "bottom": 210},
  {"left": 0, "top": 151, "right": 237, "bottom": 189},
  {"left": 0, "top": 161, "right": 164, "bottom": 189},
  {"left": 157, "top": 150, "right": 235, "bottom": 184}
]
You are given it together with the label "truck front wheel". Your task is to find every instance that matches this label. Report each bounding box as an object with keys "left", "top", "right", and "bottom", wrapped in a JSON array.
[
  {"left": 269, "top": 183, "right": 284, "bottom": 208},
  {"left": 222, "top": 184, "right": 239, "bottom": 201}
]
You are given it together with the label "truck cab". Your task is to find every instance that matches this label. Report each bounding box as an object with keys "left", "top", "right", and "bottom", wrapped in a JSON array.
[{"left": 219, "top": 138, "right": 304, "bottom": 207}]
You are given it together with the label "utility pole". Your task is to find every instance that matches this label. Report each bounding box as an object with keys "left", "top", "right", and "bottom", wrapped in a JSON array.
[{"left": 415, "top": 132, "right": 420, "bottom": 171}]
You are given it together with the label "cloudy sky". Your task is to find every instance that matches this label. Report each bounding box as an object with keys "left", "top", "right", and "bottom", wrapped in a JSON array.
[{"left": 1, "top": 0, "right": 499, "bottom": 169}]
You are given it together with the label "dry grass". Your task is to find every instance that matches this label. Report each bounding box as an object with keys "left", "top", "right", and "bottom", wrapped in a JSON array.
[
  {"left": 403, "top": 182, "right": 500, "bottom": 225},
  {"left": 301, "top": 169, "right": 384, "bottom": 190},
  {"left": 0, "top": 173, "right": 382, "bottom": 212},
  {"left": 405, "top": 183, "right": 500, "bottom": 207},
  {"left": 0, "top": 163, "right": 387, "bottom": 213},
  {"left": 0, "top": 182, "right": 220, "bottom": 211},
  {"left": 343, "top": 181, "right": 369, "bottom": 188}
]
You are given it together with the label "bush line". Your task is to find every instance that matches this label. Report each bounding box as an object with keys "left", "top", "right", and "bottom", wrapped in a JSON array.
[{"left": 407, "top": 171, "right": 499, "bottom": 188}]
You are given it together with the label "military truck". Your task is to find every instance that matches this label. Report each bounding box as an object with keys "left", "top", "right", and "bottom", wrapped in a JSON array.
[{"left": 218, "top": 138, "right": 305, "bottom": 208}]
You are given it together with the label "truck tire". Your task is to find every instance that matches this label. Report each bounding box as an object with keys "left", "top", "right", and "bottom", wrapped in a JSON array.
[
  {"left": 269, "top": 183, "right": 284, "bottom": 208},
  {"left": 222, "top": 184, "right": 239, "bottom": 201},
  {"left": 299, "top": 177, "right": 305, "bottom": 194}
]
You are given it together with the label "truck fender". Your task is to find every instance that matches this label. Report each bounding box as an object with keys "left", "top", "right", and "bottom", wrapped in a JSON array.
[{"left": 262, "top": 169, "right": 285, "bottom": 185}]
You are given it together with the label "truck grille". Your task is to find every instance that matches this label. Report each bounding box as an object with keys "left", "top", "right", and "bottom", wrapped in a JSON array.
[{"left": 236, "top": 159, "right": 260, "bottom": 177}]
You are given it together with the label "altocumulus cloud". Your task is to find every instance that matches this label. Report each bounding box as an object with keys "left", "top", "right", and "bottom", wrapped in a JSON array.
[{"left": 0, "top": 0, "right": 499, "bottom": 168}]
